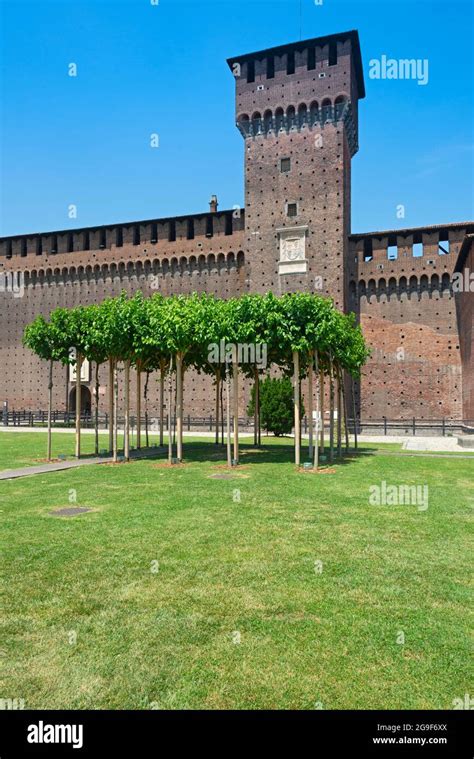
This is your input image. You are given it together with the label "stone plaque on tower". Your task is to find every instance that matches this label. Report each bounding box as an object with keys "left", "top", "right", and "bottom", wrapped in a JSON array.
[{"left": 277, "top": 226, "right": 308, "bottom": 275}]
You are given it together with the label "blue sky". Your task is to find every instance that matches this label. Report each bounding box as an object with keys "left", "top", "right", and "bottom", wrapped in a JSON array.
[{"left": 0, "top": 0, "right": 473, "bottom": 236}]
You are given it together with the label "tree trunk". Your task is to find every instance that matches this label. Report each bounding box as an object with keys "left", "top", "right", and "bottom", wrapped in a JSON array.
[
  {"left": 75, "top": 352, "right": 82, "bottom": 459},
  {"left": 253, "top": 367, "right": 258, "bottom": 447},
  {"left": 226, "top": 369, "right": 232, "bottom": 467},
  {"left": 256, "top": 371, "right": 261, "bottom": 446},
  {"left": 329, "top": 352, "right": 334, "bottom": 464},
  {"left": 176, "top": 353, "right": 184, "bottom": 461},
  {"left": 113, "top": 360, "right": 118, "bottom": 463},
  {"left": 215, "top": 369, "right": 220, "bottom": 445},
  {"left": 313, "top": 350, "right": 319, "bottom": 470},
  {"left": 319, "top": 368, "right": 325, "bottom": 454},
  {"left": 351, "top": 376, "right": 358, "bottom": 451},
  {"left": 337, "top": 363, "right": 342, "bottom": 458},
  {"left": 108, "top": 357, "right": 114, "bottom": 453},
  {"left": 308, "top": 354, "right": 313, "bottom": 460},
  {"left": 144, "top": 370, "right": 150, "bottom": 448},
  {"left": 136, "top": 368, "right": 141, "bottom": 450},
  {"left": 94, "top": 361, "right": 100, "bottom": 456},
  {"left": 232, "top": 352, "right": 239, "bottom": 465},
  {"left": 168, "top": 360, "right": 173, "bottom": 464},
  {"left": 159, "top": 363, "right": 164, "bottom": 447},
  {"left": 220, "top": 373, "right": 224, "bottom": 445},
  {"left": 340, "top": 366, "right": 350, "bottom": 453},
  {"left": 124, "top": 360, "right": 130, "bottom": 461},
  {"left": 293, "top": 350, "right": 300, "bottom": 467},
  {"left": 47, "top": 359, "right": 53, "bottom": 462}
]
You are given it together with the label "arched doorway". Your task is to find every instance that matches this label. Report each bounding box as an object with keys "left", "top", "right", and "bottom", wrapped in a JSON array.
[{"left": 69, "top": 385, "right": 92, "bottom": 415}]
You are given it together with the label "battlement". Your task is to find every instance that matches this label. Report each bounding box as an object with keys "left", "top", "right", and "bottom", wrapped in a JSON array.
[
  {"left": 348, "top": 222, "right": 474, "bottom": 281},
  {"left": 0, "top": 208, "right": 245, "bottom": 261}
]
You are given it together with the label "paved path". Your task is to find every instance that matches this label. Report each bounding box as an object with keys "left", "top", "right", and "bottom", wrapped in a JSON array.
[
  {"left": 0, "top": 448, "right": 164, "bottom": 481},
  {"left": 0, "top": 457, "right": 111, "bottom": 480}
]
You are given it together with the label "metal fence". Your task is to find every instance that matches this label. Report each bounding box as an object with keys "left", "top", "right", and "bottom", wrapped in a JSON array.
[{"left": 2, "top": 410, "right": 473, "bottom": 437}]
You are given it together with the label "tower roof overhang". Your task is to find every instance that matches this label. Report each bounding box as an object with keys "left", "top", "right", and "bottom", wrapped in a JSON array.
[{"left": 227, "top": 29, "right": 366, "bottom": 99}]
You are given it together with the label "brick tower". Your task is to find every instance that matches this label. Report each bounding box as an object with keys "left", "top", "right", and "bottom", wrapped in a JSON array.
[{"left": 228, "top": 30, "right": 365, "bottom": 309}]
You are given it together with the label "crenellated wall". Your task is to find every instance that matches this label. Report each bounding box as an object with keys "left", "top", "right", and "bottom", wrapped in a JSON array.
[{"left": 348, "top": 223, "right": 474, "bottom": 420}]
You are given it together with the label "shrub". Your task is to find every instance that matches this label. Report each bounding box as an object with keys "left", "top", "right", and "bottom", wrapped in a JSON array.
[{"left": 248, "top": 376, "right": 305, "bottom": 436}]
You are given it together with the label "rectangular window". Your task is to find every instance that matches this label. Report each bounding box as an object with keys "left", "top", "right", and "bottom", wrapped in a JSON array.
[
  {"left": 225, "top": 213, "right": 233, "bottom": 235},
  {"left": 133, "top": 225, "right": 140, "bottom": 245},
  {"left": 116, "top": 227, "right": 123, "bottom": 247},
  {"left": 387, "top": 245, "right": 398, "bottom": 260},
  {"left": 6, "top": 240, "right": 12, "bottom": 259},
  {"left": 439, "top": 234, "right": 450, "bottom": 255},
  {"left": 280, "top": 157, "right": 291, "bottom": 173},
  {"left": 307, "top": 47, "right": 316, "bottom": 70},
  {"left": 51, "top": 235, "right": 57, "bottom": 254},
  {"left": 266, "top": 56, "right": 274, "bottom": 79},
  {"left": 168, "top": 221, "right": 176, "bottom": 242},
  {"left": 247, "top": 59, "right": 255, "bottom": 83},
  {"left": 99, "top": 229, "right": 106, "bottom": 249},
  {"left": 206, "top": 215, "right": 214, "bottom": 237},
  {"left": 412, "top": 242, "right": 423, "bottom": 258},
  {"left": 150, "top": 223, "right": 158, "bottom": 243},
  {"left": 83, "top": 232, "right": 90, "bottom": 251},
  {"left": 287, "top": 51, "right": 295, "bottom": 75},
  {"left": 287, "top": 203, "right": 298, "bottom": 218},
  {"left": 36, "top": 237, "right": 43, "bottom": 255},
  {"left": 328, "top": 42, "right": 337, "bottom": 66},
  {"left": 363, "top": 238, "right": 373, "bottom": 261},
  {"left": 187, "top": 218, "right": 195, "bottom": 240},
  {"left": 67, "top": 233, "right": 74, "bottom": 253},
  {"left": 21, "top": 238, "right": 28, "bottom": 257}
]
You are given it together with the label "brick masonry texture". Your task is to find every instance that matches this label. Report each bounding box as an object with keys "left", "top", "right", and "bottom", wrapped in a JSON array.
[{"left": 0, "top": 30, "right": 473, "bottom": 421}]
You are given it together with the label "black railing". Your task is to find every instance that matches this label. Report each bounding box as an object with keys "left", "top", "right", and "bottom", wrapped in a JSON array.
[{"left": 2, "top": 411, "right": 473, "bottom": 437}]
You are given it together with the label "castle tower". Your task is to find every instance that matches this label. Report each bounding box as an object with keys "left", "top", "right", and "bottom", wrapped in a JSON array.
[{"left": 228, "top": 30, "right": 365, "bottom": 309}]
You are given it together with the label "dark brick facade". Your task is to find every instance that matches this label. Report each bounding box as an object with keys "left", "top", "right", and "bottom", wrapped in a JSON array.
[{"left": 0, "top": 30, "right": 473, "bottom": 421}]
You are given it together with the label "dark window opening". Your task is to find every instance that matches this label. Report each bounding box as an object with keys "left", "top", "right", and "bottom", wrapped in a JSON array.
[
  {"left": 133, "top": 225, "right": 140, "bottom": 245},
  {"left": 206, "top": 215, "right": 214, "bottom": 238},
  {"left": 6, "top": 240, "right": 12, "bottom": 259},
  {"left": 247, "top": 59, "right": 255, "bottom": 83},
  {"left": 21, "top": 238, "right": 28, "bottom": 257},
  {"left": 307, "top": 47, "right": 316, "bottom": 70},
  {"left": 150, "top": 223, "right": 158, "bottom": 243},
  {"left": 363, "top": 238, "right": 373, "bottom": 261},
  {"left": 287, "top": 51, "right": 295, "bottom": 75},
  {"left": 328, "top": 42, "right": 337, "bottom": 66},
  {"left": 168, "top": 221, "right": 176, "bottom": 242},
  {"left": 225, "top": 213, "right": 233, "bottom": 236},
  {"left": 438, "top": 232, "right": 450, "bottom": 255},
  {"left": 67, "top": 233, "right": 74, "bottom": 253},
  {"left": 36, "top": 237, "right": 43, "bottom": 256},
  {"left": 51, "top": 235, "right": 57, "bottom": 254},
  {"left": 83, "top": 232, "right": 90, "bottom": 251},
  {"left": 280, "top": 157, "right": 291, "bottom": 173},
  {"left": 187, "top": 219, "right": 195, "bottom": 240},
  {"left": 99, "top": 229, "right": 106, "bottom": 249},
  {"left": 266, "top": 56, "right": 274, "bottom": 79},
  {"left": 116, "top": 227, "right": 123, "bottom": 247},
  {"left": 287, "top": 203, "right": 298, "bottom": 218}
]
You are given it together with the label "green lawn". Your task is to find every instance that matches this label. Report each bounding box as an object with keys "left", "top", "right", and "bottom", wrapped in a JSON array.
[{"left": 1, "top": 432, "right": 472, "bottom": 709}]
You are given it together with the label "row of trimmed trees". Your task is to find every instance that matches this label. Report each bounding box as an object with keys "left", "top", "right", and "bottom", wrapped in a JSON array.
[{"left": 23, "top": 291, "right": 369, "bottom": 467}]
